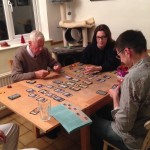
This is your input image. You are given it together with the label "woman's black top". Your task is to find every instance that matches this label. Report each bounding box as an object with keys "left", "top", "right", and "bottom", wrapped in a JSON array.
[{"left": 80, "top": 42, "right": 120, "bottom": 71}]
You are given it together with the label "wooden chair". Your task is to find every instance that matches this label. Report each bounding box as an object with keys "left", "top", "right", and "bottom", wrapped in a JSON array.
[
  {"left": 103, "top": 140, "right": 120, "bottom": 150},
  {"left": 103, "top": 120, "right": 150, "bottom": 150}
]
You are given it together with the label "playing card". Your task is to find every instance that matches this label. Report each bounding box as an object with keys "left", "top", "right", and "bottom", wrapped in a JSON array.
[
  {"left": 96, "top": 90, "right": 107, "bottom": 95},
  {"left": 30, "top": 107, "right": 40, "bottom": 115}
]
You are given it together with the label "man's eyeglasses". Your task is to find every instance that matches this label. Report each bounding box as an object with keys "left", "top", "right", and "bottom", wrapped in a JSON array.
[
  {"left": 116, "top": 49, "right": 124, "bottom": 60},
  {"left": 96, "top": 36, "right": 107, "bottom": 40}
]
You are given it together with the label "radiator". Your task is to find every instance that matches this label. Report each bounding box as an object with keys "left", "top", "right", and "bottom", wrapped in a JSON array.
[
  {"left": 0, "top": 71, "right": 12, "bottom": 87},
  {"left": 0, "top": 71, "right": 12, "bottom": 111}
]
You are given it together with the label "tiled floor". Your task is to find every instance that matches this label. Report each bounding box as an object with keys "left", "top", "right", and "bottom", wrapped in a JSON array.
[{"left": 0, "top": 113, "right": 83, "bottom": 150}]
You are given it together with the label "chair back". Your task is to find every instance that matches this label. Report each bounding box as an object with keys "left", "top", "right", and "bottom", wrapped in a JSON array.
[{"left": 141, "top": 120, "right": 150, "bottom": 150}]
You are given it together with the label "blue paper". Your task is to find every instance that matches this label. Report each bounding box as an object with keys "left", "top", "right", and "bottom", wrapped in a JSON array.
[{"left": 51, "top": 104, "right": 92, "bottom": 133}]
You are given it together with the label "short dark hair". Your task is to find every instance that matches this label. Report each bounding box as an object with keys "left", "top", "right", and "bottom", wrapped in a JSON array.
[
  {"left": 92, "top": 24, "right": 113, "bottom": 45},
  {"left": 115, "top": 30, "right": 147, "bottom": 53}
]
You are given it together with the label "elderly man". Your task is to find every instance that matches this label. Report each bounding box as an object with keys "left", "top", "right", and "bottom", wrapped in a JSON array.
[
  {"left": 11, "top": 30, "right": 61, "bottom": 138},
  {"left": 11, "top": 30, "right": 61, "bottom": 83},
  {"left": 91, "top": 30, "right": 150, "bottom": 150}
]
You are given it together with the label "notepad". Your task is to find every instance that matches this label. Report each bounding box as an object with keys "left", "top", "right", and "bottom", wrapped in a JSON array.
[{"left": 51, "top": 102, "right": 92, "bottom": 134}]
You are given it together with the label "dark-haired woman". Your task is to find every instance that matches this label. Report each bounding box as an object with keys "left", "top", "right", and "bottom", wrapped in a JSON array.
[{"left": 80, "top": 24, "right": 120, "bottom": 73}]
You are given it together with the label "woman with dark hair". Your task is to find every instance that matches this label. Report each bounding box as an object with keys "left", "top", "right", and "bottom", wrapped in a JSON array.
[{"left": 80, "top": 24, "right": 120, "bottom": 73}]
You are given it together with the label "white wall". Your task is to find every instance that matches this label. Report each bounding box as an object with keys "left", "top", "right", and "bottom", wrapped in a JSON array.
[
  {"left": 73, "top": 0, "right": 150, "bottom": 48},
  {"left": 47, "top": 0, "right": 150, "bottom": 48},
  {"left": 47, "top": 2, "right": 63, "bottom": 41}
]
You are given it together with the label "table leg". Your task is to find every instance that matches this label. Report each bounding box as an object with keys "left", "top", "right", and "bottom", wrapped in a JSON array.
[
  {"left": 33, "top": 125, "right": 41, "bottom": 138},
  {"left": 80, "top": 125, "right": 91, "bottom": 150}
]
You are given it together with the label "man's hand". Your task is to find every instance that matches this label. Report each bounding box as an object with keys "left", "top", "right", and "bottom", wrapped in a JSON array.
[
  {"left": 117, "top": 76, "right": 124, "bottom": 84},
  {"left": 53, "top": 64, "right": 62, "bottom": 72},
  {"left": 35, "top": 70, "right": 50, "bottom": 79},
  {"left": 84, "top": 65, "right": 102, "bottom": 73},
  {"left": 0, "top": 130, "right": 6, "bottom": 143},
  {"left": 109, "top": 85, "right": 120, "bottom": 109}
]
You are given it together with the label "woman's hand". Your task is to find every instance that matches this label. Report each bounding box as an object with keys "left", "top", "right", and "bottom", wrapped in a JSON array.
[
  {"left": 84, "top": 65, "right": 102, "bottom": 73},
  {"left": 53, "top": 64, "right": 62, "bottom": 72}
]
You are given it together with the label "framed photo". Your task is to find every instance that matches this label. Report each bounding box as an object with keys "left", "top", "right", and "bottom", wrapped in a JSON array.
[{"left": 17, "top": 0, "right": 29, "bottom": 6}]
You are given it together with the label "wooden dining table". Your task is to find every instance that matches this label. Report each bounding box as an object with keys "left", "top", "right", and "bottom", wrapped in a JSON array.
[{"left": 0, "top": 63, "right": 118, "bottom": 150}]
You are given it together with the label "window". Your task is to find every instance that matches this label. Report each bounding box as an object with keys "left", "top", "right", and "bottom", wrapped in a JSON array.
[
  {"left": 0, "top": 1, "right": 8, "bottom": 40},
  {"left": 0, "top": 0, "right": 39, "bottom": 42}
]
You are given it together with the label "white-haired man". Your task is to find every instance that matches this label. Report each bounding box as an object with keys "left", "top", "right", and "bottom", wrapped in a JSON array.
[{"left": 12, "top": 30, "right": 61, "bottom": 83}]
